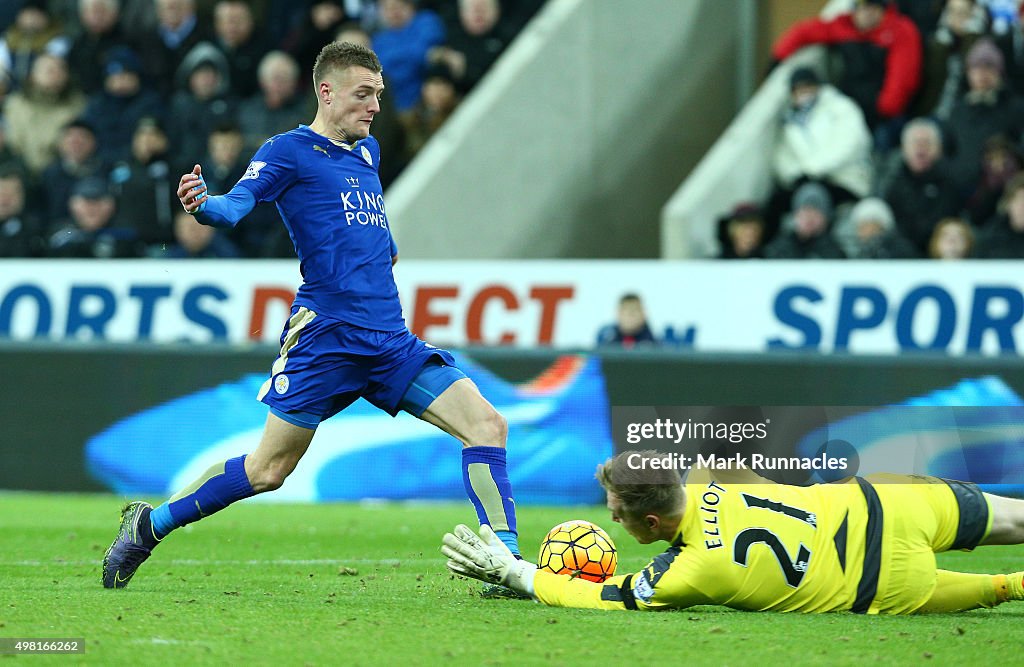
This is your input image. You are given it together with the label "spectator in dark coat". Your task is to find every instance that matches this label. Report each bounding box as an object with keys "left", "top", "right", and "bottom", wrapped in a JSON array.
[
  {"left": 943, "top": 38, "right": 1024, "bottom": 190},
  {"left": 82, "top": 46, "right": 163, "bottom": 164},
  {"left": 428, "top": 0, "right": 514, "bottom": 95},
  {"left": 47, "top": 176, "right": 140, "bottom": 258},
  {"left": 596, "top": 293, "right": 659, "bottom": 349},
  {"left": 281, "top": 0, "right": 352, "bottom": 76},
  {"left": 212, "top": 0, "right": 269, "bottom": 98},
  {"left": 716, "top": 202, "right": 767, "bottom": 259},
  {"left": 168, "top": 42, "right": 237, "bottom": 167},
  {"left": 236, "top": 50, "right": 308, "bottom": 154},
  {"left": 134, "top": 0, "right": 211, "bottom": 96},
  {"left": 975, "top": 172, "right": 1024, "bottom": 257},
  {"left": 912, "top": 0, "right": 988, "bottom": 118},
  {"left": 764, "top": 182, "right": 847, "bottom": 259},
  {"left": 40, "top": 118, "right": 108, "bottom": 223},
  {"left": 67, "top": 0, "right": 128, "bottom": 95},
  {"left": 964, "top": 134, "right": 1022, "bottom": 225},
  {"left": 772, "top": 0, "right": 922, "bottom": 130},
  {"left": 0, "top": 167, "right": 44, "bottom": 256},
  {"left": 0, "top": 0, "right": 71, "bottom": 95},
  {"left": 109, "top": 116, "right": 178, "bottom": 251},
  {"left": 839, "top": 196, "right": 918, "bottom": 258},
  {"left": 879, "top": 117, "right": 962, "bottom": 252}
]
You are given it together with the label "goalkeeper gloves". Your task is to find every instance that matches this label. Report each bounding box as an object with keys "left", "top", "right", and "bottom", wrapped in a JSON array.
[{"left": 442, "top": 524, "right": 537, "bottom": 597}]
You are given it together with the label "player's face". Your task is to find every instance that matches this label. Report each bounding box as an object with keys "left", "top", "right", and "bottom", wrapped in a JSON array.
[
  {"left": 326, "top": 66, "right": 384, "bottom": 142},
  {"left": 607, "top": 493, "right": 659, "bottom": 544}
]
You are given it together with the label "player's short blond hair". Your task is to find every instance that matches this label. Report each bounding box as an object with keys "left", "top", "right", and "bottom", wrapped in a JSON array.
[
  {"left": 313, "top": 41, "right": 382, "bottom": 86},
  {"left": 596, "top": 451, "right": 684, "bottom": 521}
]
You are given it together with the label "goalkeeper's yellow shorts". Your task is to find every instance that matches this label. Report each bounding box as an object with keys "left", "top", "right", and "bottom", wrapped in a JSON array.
[{"left": 863, "top": 474, "right": 992, "bottom": 614}]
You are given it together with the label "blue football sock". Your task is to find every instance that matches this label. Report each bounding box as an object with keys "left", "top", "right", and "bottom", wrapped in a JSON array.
[
  {"left": 462, "top": 446, "right": 519, "bottom": 555},
  {"left": 149, "top": 455, "right": 255, "bottom": 539}
]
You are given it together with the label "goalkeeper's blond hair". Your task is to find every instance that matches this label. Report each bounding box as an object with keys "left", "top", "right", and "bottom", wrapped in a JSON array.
[{"left": 596, "top": 451, "right": 684, "bottom": 521}]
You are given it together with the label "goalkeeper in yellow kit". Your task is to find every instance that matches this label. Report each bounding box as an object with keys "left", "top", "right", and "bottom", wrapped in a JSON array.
[{"left": 442, "top": 451, "right": 1024, "bottom": 614}]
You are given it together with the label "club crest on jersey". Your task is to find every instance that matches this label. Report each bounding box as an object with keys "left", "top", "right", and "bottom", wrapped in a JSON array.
[
  {"left": 360, "top": 146, "right": 372, "bottom": 165},
  {"left": 274, "top": 374, "right": 289, "bottom": 394},
  {"left": 242, "top": 160, "right": 267, "bottom": 181},
  {"left": 346, "top": 177, "right": 359, "bottom": 188}
]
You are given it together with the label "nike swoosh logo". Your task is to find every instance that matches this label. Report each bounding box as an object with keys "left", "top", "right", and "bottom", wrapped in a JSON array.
[{"left": 114, "top": 571, "right": 129, "bottom": 586}]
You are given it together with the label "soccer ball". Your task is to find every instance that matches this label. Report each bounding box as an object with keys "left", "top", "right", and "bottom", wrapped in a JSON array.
[{"left": 537, "top": 520, "right": 617, "bottom": 583}]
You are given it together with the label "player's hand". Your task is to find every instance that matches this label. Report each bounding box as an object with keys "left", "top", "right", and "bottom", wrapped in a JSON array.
[
  {"left": 441, "top": 524, "right": 536, "bottom": 596},
  {"left": 178, "top": 164, "right": 208, "bottom": 214}
]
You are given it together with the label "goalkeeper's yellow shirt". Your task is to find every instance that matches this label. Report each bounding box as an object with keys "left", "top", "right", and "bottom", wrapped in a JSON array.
[{"left": 533, "top": 469, "right": 975, "bottom": 614}]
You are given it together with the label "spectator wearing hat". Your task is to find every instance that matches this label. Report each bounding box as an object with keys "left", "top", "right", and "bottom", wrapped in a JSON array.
[
  {"left": 169, "top": 42, "right": 237, "bottom": 166},
  {"left": 975, "top": 172, "right": 1024, "bottom": 257},
  {"left": 765, "top": 66, "right": 873, "bottom": 236},
  {"left": 2, "top": 53, "right": 86, "bottom": 176},
  {"left": 717, "top": 202, "right": 767, "bottom": 259},
  {"left": 878, "top": 117, "right": 962, "bottom": 252},
  {"left": 372, "top": 0, "right": 446, "bottom": 114},
  {"left": 928, "top": 216, "right": 976, "bottom": 259},
  {"left": 0, "top": 0, "right": 71, "bottom": 96},
  {"left": 0, "top": 168, "right": 45, "bottom": 257},
  {"left": 212, "top": 0, "right": 270, "bottom": 98},
  {"left": 772, "top": 0, "right": 922, "bottom": 133},
  {"left": 40, "top": 118, "right": 108, "bottom": 223},
  {"left": 404, "top": 61, "right": 462, "bottom": 158},
  {"left": 913, "top": 0, "right": 989, "bottom": 118},
  {"left": 47, "top": 176, "right": 140, "bottom": 258},
  {"left": 82, "top": 46, "right": 163, "bottom": 164},
  {"left": 764, "top": 182, "right": 847, "bottom": 259},
  {"left": 67, "top": 0, "right": 129, "bottom": 96},
  {"left": 110, "top": 116, "right": 179, "bottom": 252},
  {"left": 943, "top": 37, "right": 1024, "bottom": 190},
  {"left": 428, "top": 0, "right": 515, "bottom": 95},
  {"left": 837, "top": 196, "right": 918, "bottom": 258}
]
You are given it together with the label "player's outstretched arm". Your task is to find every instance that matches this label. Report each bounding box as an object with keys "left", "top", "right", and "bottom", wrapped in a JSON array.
[{"left": 177, "top": 164, "right": 257, "bottom": 229}]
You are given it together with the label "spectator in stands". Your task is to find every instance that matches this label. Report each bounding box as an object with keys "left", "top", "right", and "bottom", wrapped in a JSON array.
[
  {"left": 596, "top": 293, "right": 658, "bottom": 349},
  {"left": 0, "top": 119, "right": 30, "bottom": 178},
  {"left": 82, "top": 46, "right": 163, "bottom": 164},
  {"left": 47, "top": 176, "right": 140, "bottom": 258},
  {"left": 974, "top": 172, "right": 1024, "bottom": 256},
  {"left": 0, "top": 168, "right": 44, "bottom": 257},
  {"left": 119, "top": 0, "right": 158, "bottom": 36},
  {"left": 766, "top": 66, "right": 872, "bottom": 236},
  {"left": 405, "top": 62, "right": 461, "bottom": 157},
  {"left": 895, "top": 0, "right": 945, "bottom": 38},
  {"left": 915, "top": 0, "right": 990, "bottom": 118},
  {"left": 40, "top": 118, "right": 107, "bottom": 223},
  {"left": 0, "top": 0, "right": 71, "bottom": 95},
  {"left": 335, "top": 22, "right": 408, "bottom": 187},
  {"left": 772, "top": 0, "right": 921, "bottom": 138},
  {"left": 212, "top": 0, "right": 268, "bottom": 98},
  {"left": 161, "top": 209, "right": 241, "bottom": 258},
  {"left": 136, "top": 0, "right": 211, "bottom": 96},
  {"left": 716, "top": 202, "right": 766, "bottom": 259},
  {"left": 928, "top": 216, "right": 976, "bottom": 258},
  {"left": 67, "top": 0, "right": 127, "bottom": 95},
  {"left": 878, "top": 117, "right": 962, "bottom": 252},
  {"left": 236, "top": 50, "right": 308, "bottom": 153},
  {"left": 110, "top": 116, "right": 178, "bottom": 251},
  {"left": 995, "top": 7, "right": 1024, "bottom": 94},
  {"left": 964, "top": 133, "right": 1022, "bottom": 224},
  {"left": 764, "top": 182, "right": 846, "bottom": 259},
  {"left": 838, "top": 196, "right": 918, "bottom": 258},
  {"left": 944, "top": 37, "right": 1024, "bottom": 189},
  {"left": 169, "top": 43, "right": 236, "bottom": 166},
  {"left": 372, "top": 0, "right": 446, "bottom": 115},
  {"left": 282, "top": 0, "right": 353, "bottom": 76},
  {"left": 428, "top": 0, "right": 514, "bottom": 95},
  {"left": 3, "top": 53, "right": 86, "bottom": 176}
]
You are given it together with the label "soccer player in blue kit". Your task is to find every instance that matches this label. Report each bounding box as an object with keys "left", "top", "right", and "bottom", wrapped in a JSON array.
[{"left": 102, "top": 41, "right": 520, "bottom": 589}]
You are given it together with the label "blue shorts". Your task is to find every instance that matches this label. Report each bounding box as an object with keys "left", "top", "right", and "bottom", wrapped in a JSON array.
[{"left": 257, "top": 306, "right": 464, "bottom": 427}]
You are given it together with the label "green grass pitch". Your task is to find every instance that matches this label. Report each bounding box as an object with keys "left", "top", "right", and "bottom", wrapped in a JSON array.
[{"left": 2, "top": 492, "right": 1022, "bottom": 666}]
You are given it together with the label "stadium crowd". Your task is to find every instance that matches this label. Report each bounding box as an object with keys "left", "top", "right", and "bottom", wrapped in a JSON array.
[
  {"left": 0, "top": 0, "right": 541, "bottom": 258},
  {"left": 720, "top": 0, "right": 1024, "bottom": 260}
]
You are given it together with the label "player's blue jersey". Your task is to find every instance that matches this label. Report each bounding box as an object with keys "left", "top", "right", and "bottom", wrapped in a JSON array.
[{"left": 234, "top": 125, "right": 404, "bottom": 331}]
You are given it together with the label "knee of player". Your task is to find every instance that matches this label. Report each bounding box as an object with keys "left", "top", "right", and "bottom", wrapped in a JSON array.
[
  {"left": 471, "top": 409, "right": 507, "bottom": 447},
  {"left": 248, "top": 462, "right": 290, "bottom": 492}
]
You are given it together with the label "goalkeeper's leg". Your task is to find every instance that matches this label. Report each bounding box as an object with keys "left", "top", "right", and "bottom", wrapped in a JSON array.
[
  {"left": 413, "top": 374, "right": 520, "bottom": 556},
  {"left": 917, "top": 569, "right": 1024, "bottom": 613}
]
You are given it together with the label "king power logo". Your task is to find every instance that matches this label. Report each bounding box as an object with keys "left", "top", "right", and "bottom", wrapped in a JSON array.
[{"left": 341, "top": 189, "right": 387, "bottom": 228}]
